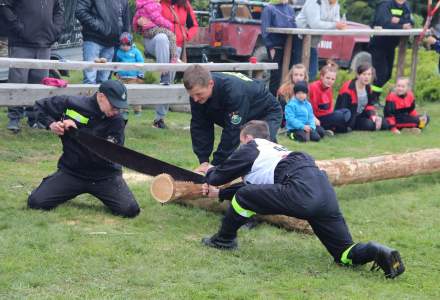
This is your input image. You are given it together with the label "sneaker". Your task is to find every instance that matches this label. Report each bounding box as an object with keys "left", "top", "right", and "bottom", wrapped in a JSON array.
[
  {"left": 287, "top": 132, "right": 295, "bottom": 140},
  {"left": 152, "top": 119, "right": 167, "bottom": 129},
  {"left": 370, "top": 242, "right": 405, "bottom": 279},
  {"left": 7, "top": 119, "right": 20, "bottom": 132},
  {"left": 324, "top": 129, "right": 334, "bottom": 137},
  {"left": 390, "top": 127, "right": 401, "bottom": 134},
  {"left": 28, "top": 121, "right": 46, "bottom": 129},
  {"left": 401, "top": 128, "right": 421, "bottom": 135},
  {"left": 419, "top": 113, "right": 430, "bottom": 129},
  {"left": 201, "top": 233, "right": 237, "bottom": 250},
  {"left": 160, "top": 73, "right": 171, "bottom": 85}
]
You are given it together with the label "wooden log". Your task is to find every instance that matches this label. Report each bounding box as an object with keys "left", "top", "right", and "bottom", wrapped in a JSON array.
[
  {"left": 396, "top": 36, "right": 409, "bottom": 79},
  {"left": 0, "top": 57, "right": 278, "bottom": 72},
  {"left": 150, "top": 149, "right": 440, "bottom": 235},
  {"left": 150, "top": 173, "right": 313, "bottom": 234},
  {"left": 0, "top": 83, "right": 189, "bottom": 106},
  {"left": 316, "top": 149, "right": 440, "bottom": 186}
]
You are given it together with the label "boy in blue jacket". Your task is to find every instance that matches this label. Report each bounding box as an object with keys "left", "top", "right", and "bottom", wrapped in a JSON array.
[
  {"left": 115, "top": 32, "right": 145, "bottom": 115},
  {"left": 285, "top": 81, "right": 326, "bottom": 142}
]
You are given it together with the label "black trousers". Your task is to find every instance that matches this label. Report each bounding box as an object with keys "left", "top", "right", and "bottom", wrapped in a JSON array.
[
  {"left": 371, "top": 45, "right": 395, "bottom": 99},
  {"left": 289, "top": 126, "right": 325, "bottom": 142},
  {"left": 28, "top": 170, "right": 140, "bottom": 218},
  {"left": 220, "top": 166, "right": 354, "bottom": 261},
  {"left": 319, "top": 109, "right": 351, "bottom": 133},
  {"left": 8, "top": 46, "right": 50, "bottom": 122},
  {"left": 268, "top": 47, "right": 294, "bottom": 97}
]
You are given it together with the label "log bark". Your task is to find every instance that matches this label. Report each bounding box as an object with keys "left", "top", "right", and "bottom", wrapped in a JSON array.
[
  {"left": 317, "top": 149, "right": 440, "bottom": 186},
  {"left": 150, "top": 149, "right": 440, "bottom": 235}
]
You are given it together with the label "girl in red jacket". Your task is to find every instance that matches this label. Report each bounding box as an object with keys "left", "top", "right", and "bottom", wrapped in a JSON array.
[
  {"left": 336, "top": 63, "right": 386, "bottom": 131},
  {"left": 309, "top": 62, "right": 351, "bottom": 133},
  {"left": 384, "top": 77, "right": 429, "bottom": 134}
]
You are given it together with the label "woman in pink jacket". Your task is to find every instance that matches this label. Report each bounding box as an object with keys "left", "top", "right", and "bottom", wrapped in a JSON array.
[{"left": 133, "top": 0, "right": 178, "bottom": 62}]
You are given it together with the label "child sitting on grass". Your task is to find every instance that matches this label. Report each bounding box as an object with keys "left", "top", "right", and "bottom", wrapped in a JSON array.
[
  {"left": 384, "top": 77, "right": 429, "bottom": 134},
  {"left": 285, "top": 81, "right": 328, "bottom": 142},
  {"left": 115, "top": 32, "right": 145, "bottom": 116},
  {"left": 277, "top": 64, "right": 309, "bottom": 130}
]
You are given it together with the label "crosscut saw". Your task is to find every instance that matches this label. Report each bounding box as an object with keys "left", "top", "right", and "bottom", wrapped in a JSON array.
[{"left": 68, "top": 128, "right": 205, "bottom": 184}]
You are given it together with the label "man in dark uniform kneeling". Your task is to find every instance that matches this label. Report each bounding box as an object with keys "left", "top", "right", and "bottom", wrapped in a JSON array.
[
  {"left": 28, "top": 80, "right": 140, "bottom": 218},
  {"left": 183, "top": 65, "right": 282, "bottom": 174},
  {"left": 201, "top": 120, "right": 405, "bottom": 279}
]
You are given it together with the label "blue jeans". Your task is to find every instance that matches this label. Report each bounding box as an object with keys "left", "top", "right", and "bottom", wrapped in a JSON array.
[
  {"left": 82, "top": 41, "right": 115, "bottom": 84},
  {"left": 143, "top": 34, "right": 182, "bottom": 120},
  {"left": 292, "top": 36, "right": 318, "bottom": 81}
]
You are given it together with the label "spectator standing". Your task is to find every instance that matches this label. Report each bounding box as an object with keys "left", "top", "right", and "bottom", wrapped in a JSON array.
[
  {"left": 135, "top": 0, "right": 198, "bottom": 129},
  {"left": 369, "top": 0, "right": 413, "bottom": 103},
  {"left": 76, "top": 0, "right": 130, "bottom": 84},
  {"left": 0, "top": 0, "right": 64, "bottom": 132},
  {"left": 295, "top": 0, "right": 346, "bottom": 80},
  {"left": 260, "top": 0, "right": 296, "bottom": 96}
]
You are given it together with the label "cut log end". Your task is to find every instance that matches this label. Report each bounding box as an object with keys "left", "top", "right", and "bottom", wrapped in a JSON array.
[{"left": 150, "top": 173, "right": 175, "bottom": 203}]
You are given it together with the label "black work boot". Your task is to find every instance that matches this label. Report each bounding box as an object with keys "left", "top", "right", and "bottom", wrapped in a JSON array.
[
  {"left": 202, "top": 206, "right": 247, "bottom": 250},
  {"left": 202, "top": 233, "right": 237, "bottom": 250},
  {"left": 370, "top": 242, "right": 405, "bottom": 279}
]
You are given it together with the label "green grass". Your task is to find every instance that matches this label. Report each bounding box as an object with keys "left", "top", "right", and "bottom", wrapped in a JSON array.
[{"left": 1, "top": 104, "right": 440, "bottom": 299}]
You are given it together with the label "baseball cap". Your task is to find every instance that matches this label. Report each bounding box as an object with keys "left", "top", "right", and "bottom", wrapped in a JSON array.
[{"left": 99, "top": 80, "right": 128, "bottom": 109}]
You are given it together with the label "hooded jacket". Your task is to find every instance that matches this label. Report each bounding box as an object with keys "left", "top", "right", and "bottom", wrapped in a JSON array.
[
  {"left": 76, "top": 0, "right": 130, "bottom": 47},
  {"left": 0, "top": 0, "right": 64, "bottom": 48}
]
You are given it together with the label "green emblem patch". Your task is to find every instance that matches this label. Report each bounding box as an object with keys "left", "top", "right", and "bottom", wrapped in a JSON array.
[{"left": 230, "top": 113, "right": 242, "bottom": 125}]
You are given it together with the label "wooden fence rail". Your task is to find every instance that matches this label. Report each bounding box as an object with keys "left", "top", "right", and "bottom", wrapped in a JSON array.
[
  {"left": 0, "top": 58, "right": 278, "bottom": 72},
  {"left": 0, "top": 83, "right": 189, "bottom": 106}
]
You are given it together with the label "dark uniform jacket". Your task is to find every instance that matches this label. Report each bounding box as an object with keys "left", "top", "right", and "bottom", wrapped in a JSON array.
[
  {"left": 76, "top": 0, "right": 130, "bottom": 47},
  {"left": 335, "top": 79, "right": 377, "bottom": 129},
  {"left": 370, "top": 0, "right": 413, "bottom": 48},
  {"left": 205, "top": 138, "right": 317, "bottom": 201},
  {"left": 34, "top": 95, "right": 126, "bottom": 180},
  {"left": 190, "top": 72, "right": 280, "bottom": 166},
  {"left": 0, "top": 0, "right": 64, "bottom": 48}
]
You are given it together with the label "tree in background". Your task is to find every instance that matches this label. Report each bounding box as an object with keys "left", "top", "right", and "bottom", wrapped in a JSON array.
[{"left": 339, "top": 0, "right": 427, "bottom": 25}]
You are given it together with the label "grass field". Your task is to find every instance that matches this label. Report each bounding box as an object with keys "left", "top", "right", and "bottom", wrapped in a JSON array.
[{"left": 1, "top": 101, "right": 440, "bottom": 299}]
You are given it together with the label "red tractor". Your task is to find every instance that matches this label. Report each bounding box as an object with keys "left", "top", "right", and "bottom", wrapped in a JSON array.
[{"left": 187, "top": 0, "right": 372, "bottom": 71}]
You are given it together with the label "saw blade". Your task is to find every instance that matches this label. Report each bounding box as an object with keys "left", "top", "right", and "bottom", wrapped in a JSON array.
[{"left": 69, "top": 129, "right": 206, "bottom": 183}]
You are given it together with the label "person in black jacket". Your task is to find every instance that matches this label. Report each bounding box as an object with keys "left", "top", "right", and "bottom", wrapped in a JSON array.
[
  {"left": 76, "top": 0, "right": 130, "bottom": 84},
  {"left": 0, "top": 0, "right": 64, "bottom": 132},
  {"left": 260, "top": 0, "right": 296, "bottom": 96},
  {"left": 200, "top": 120, "right": 405, "bottom": 279},
  {"left": 28, "top": 80, "right": 140, "bottom": 218},
  {"left": 182, "top": 65, "right": 282, "bottom": 173},
  {"left": 369, "top": 0, "right": 413, "bottom": 103}
]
